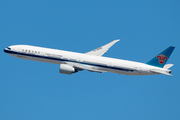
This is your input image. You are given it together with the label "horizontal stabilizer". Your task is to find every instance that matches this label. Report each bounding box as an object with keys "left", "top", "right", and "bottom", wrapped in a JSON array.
[
  {"left": 163, "top": 64, "right": 174, "bottom": 69},
  {"left": 150, "top": 69, "right": 172, "bottom": 76},
  {"left": 86, "top": 39, "right": 120, "bottom": 56}
]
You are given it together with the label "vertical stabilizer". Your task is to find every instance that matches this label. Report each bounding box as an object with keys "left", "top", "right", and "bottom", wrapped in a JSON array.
[{"left": 146, "top": 46, "right": 175, "bottom": 68}]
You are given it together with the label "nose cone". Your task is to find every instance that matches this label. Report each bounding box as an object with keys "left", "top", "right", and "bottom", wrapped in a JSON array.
[
  {"left": 4, "top": 47, "right": 10, "bottom": 53},
  {"left": 4, "top": 48, "right": 7, "bottom": 53}
]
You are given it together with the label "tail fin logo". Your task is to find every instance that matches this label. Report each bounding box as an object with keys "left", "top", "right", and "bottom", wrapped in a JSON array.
[{"left": 157, "top": 54, "right": 168, "bottom": 64}]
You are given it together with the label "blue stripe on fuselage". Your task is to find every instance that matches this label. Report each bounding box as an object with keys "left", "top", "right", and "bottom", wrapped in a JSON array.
[{"left": 4, "top": 49, "right": 134, "bottom": 72}]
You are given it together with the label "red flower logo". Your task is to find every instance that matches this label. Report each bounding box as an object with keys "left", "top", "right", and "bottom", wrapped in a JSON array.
[{"left": 157, "top": 54, "right": 168, "bottom": 64}]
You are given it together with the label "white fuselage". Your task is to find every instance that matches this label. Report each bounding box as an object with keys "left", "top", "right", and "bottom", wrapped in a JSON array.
[{"left": 4, "top": 45, "right": 170, "bottom": 75}]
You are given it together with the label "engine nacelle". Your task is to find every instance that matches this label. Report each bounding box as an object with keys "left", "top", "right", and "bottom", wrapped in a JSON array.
[{"left": 59, "top": 64, "right": 76, "bottom": 75}]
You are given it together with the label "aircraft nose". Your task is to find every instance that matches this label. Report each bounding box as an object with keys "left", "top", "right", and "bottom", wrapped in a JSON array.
[
  {"left": 4, "top": 48, "right": 7, "bottom": 53},
  {"left": 4, "top": 47, "right": 9, "bottom": 53}
]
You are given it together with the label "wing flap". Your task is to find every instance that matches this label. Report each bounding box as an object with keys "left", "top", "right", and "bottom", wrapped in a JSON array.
[{"left": 85, "top": 39, "right": 120, "bottom": 56}]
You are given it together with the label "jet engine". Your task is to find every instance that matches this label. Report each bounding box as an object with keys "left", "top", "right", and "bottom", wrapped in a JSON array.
[{"left": 59, "top": 64, "right": 76, "bottom": 75}]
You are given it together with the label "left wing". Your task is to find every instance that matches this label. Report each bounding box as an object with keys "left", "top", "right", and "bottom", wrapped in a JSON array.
[
  {"left": 66, "top": 62, "right": 107, "bottom": 73},
  {"left": 85, "top": 39, "right": 120, "bottom": 56}
]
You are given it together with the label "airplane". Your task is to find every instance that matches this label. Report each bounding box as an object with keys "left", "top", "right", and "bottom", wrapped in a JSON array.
[{"left": 4, "top": 40, "right": 175, "bottom": 76}]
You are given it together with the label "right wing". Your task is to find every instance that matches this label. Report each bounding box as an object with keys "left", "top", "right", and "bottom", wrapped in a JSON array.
[{"left": 85, "top": 39, "right": 120, "bottom": 56}]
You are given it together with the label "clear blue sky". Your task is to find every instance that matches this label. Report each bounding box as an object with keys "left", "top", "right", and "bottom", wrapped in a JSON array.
[{"left": 1, "top": 0, "right": 180, "bottom": 120}]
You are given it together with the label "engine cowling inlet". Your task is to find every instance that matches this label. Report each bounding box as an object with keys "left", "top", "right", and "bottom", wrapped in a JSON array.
[{"left": 59, "top": 64, "right": 76, "bottom": 75}]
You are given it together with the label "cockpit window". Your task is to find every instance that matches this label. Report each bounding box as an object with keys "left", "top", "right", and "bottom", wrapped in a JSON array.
[{"left": 7, "top": 47, "right": 11, "bottom": 50}]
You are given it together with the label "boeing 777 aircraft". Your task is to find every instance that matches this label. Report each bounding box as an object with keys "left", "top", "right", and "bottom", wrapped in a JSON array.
[{"left": 4, "top": 40, "right": 175, "bottom": 76}]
